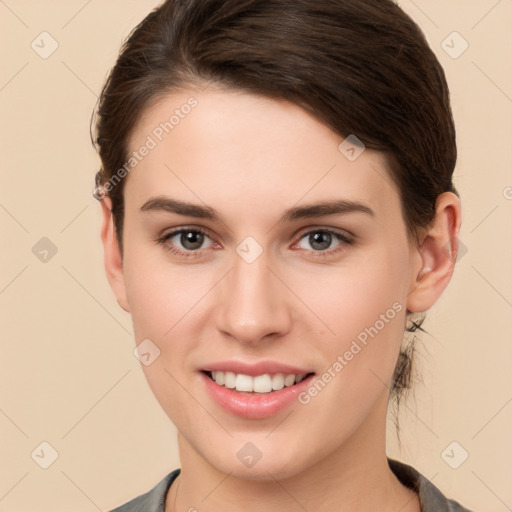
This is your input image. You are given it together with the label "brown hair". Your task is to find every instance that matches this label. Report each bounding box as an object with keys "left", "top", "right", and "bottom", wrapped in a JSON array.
[{"left": 92, "top": 0, "right": 458, "bottom": 416}]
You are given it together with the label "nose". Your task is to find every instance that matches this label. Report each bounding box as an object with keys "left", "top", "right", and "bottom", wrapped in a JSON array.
[{"left": 215, "top": 253, "right": 292, "bottom": 345}]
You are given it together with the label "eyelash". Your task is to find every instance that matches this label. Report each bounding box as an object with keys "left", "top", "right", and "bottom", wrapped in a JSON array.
[{"left": 156, "top": 227, "right": 354, "bottom": 260}]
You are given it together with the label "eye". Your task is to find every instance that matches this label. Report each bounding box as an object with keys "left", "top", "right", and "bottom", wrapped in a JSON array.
[
  {"left": 295, "top": 229, "right": 353, "bottom": 254},
  {"left": 157, "top": 228, "right": 216, "bottom": 257}
]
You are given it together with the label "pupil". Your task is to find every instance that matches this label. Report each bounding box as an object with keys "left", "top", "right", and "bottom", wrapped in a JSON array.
[
  {"left": 181, "top": 231, "right": 204, "bottom": 250},
  {"left": 310, "top": 231, "right": 331, "bottom": 250}
]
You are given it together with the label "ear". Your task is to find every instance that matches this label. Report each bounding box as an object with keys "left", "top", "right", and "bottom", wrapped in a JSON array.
[
  {"left": 99, "top": 197, "right": 130, "bottom": 312},
  {"left": 407, "top": 192, "right": 462, "bottom": 313}
]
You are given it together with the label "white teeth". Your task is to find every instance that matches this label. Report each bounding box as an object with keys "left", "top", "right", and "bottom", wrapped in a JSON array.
[
  {"left": 209, "top": 371, "right": 309, "bottom": 393},
  {"left": 235, "top": 374, "right": 253, "bottom": 392},
  {"left": 284, "top": 374, "right": 296, "bottom": 387},
  {"left": 224, "top": 371, "right": 236, "bottom": 389},
  {"left": 271, "top": 373, "right": 284, "bottom": 390},
  {"left": 253, "top": 374, "right": 273, "bottom": 393}
]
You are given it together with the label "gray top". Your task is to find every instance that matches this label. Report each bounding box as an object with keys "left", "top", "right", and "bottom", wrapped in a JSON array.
[{"left": 110, "top": 458, "right": 474, "bottom": 512}]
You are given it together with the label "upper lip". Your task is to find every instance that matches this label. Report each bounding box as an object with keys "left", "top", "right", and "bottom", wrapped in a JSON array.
[{"left": 202, "top": 360, "right": 314, "bottom": 377}]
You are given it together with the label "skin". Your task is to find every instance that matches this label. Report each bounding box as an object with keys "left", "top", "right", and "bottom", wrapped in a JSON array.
[{"left": 100, "top": 87, "right": 461, "bottom": 512}]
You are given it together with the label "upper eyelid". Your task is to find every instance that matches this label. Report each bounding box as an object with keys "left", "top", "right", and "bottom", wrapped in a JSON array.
[
  {"left": 295, "top": 225, "right": 354, "bottom": 239},
  {"left": 163, "top": 225, "right": 216, "bottom": 239}
]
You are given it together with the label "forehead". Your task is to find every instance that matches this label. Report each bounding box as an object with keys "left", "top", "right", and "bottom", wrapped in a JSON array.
[{"left": 125, "top": 88, "right": 400, "bottom": 223}]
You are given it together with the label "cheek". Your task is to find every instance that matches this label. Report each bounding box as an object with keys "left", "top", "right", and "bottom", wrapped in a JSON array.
[
  {"left": 121, "top": 250, "right": 205, "bottom": 423},
  {"left": 121, "top": 246, "right": 216, "bottom": 408},
  {"left": 122, "top": 242, "right": 213, "bottom": 341},
  {"left": 292, "top": 239, "right": 410, "bottom": 402},
  {"left": 291, "top": 268, "right": 408, "bottom": 446},
  {"left": 294, "top": 241, "right": 409, "bottom": 343}
]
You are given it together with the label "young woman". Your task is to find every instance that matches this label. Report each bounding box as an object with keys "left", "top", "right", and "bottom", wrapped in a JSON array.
[{"left": 93, "top": 1, "right": 474, "bottom": 510}]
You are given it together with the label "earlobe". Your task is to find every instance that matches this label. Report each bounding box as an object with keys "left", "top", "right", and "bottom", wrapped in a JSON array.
[
  {"left": 99, "top": 197, "right": 130, "bottom": 313},
  {"left": 407, "top": 192, "right": 461, "bottom": 313}
]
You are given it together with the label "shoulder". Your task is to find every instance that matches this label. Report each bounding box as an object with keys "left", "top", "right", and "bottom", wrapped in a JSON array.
[
  {"left": 388, "top": 458, "right": 475, "bottom": 512},
  {"left": 109, "top": 469, "right": 181, "bottom": 512}
]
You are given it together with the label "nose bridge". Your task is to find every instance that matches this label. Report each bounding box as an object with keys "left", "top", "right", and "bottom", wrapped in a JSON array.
[{"left": 216, "top": 248, "right": 291, "bottom": 343}]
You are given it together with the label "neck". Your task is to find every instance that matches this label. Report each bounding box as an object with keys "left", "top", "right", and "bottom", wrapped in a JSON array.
[{"left": 166, "top": 397, "right": 419, "bottom": 512}]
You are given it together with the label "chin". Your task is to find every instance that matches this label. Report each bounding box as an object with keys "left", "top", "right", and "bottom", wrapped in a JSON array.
[{"left": 195, "top": 434, "right": 321, "bottom": 482}]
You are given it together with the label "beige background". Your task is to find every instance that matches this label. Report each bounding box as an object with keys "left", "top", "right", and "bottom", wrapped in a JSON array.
[{"left": 0, "top": 1, "right": 511, "bottom": 510}]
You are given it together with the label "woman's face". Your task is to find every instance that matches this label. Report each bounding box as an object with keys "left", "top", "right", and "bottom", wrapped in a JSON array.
[{"left": 110, "top": 88, "right": 423, "bottom": 479}]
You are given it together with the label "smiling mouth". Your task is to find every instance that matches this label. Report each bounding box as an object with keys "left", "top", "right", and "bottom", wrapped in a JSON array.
[{"left": 203, "top": 370, "right": 315, "bottom": 394}]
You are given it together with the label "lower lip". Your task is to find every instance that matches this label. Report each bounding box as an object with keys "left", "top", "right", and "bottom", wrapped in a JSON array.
[{"left": 201, "top": 372, "right": 315, "bottom": 419}]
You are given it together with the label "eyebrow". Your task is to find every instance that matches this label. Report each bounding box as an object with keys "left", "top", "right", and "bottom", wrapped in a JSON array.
[{"left": 139, "top": 196, "right": 375, "bottom": 223}]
